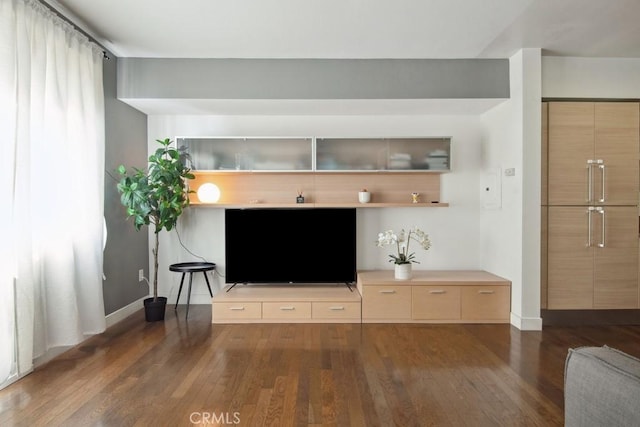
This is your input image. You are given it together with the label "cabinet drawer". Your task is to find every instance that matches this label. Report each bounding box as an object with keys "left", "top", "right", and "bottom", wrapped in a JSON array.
[
  {"left": 262, "top": 302, "right": 312, "bottom": 319},
  {"left": 213, "top": 302, "right": 262, "bottom": 321},
  {"left": 461, "top": 286, "right": 510, "bottom": 321},
  {"left": 362, "top": 285, "right": 411, "bottom": 319},
  {"left": 412, "top": 286, "right": 461, "bottom": 320},
  {"left": 312, "top": 302, "right": 361, "bottom": 320}
]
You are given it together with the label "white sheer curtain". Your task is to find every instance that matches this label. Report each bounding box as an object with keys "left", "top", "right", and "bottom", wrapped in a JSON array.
[{"left": 0, "top": 0, "right": 106, "bottom": 388}]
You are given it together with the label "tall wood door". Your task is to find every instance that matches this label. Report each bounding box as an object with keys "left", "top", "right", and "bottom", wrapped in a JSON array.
[
  {"left": 541, "top": 102, "right": 548, "bottom": 206},
  {"left": 548, "top": 206, "right": 639, "bottom": 309},
  {"left": 546, "top": 101, "right": 639, "bottom": 310},
  {"left": 593, "top": 103, "right": 639, "bottom": 206},
  {"left": 540, "top": 206, "right": 548, "bottom": 309},
  {"left": 548, "top": 102, "right": 639, "bottom": 206},
  {"left": 548, "top": 103, "right": 594, "bottom": 206},
  {"left": 593, "top": 207, "right": 639, "bottom": 308},
  {"left": 547, "top": 206, "right": 594, "bottom": 309},
  {"left": 540, "top": 103, "right": 548, "bottom": 309}
]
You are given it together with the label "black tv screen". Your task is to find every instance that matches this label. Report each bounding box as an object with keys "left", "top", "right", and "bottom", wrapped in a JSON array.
[{"left": 225, "top": 208, "right": 356, "bottom": 284}]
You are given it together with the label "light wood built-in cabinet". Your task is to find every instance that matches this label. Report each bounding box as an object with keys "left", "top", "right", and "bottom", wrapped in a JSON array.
[
  {"left": 540, "top": 206, "right": 548, "bottom": 309},
  {"left": 547, "top": 103, "right": 639, "bottom": 206},
  {"left": 212, "top": 270, "right": 511, "bottom": 324},
  {"left": 541, "top": 103, "right": 548, "bottom": 309},
  {"left": 357, "top": 270, "right": 511, "bottom": 323},
  {"left": 547, "top": 206, "right": 639, "bottom": 308},
  {"left": 212, "top": 285, "right": 362, "bottom": 324},
  {"left": 178, "top": 136, "right": 451, "bottom": 208},
  {"left": 542, "top": 101, "right": 640, "bottom": 310}
]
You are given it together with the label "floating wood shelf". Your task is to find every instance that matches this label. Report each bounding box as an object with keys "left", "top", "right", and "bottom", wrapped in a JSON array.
[
  {"left": 190, "top": 202, "right": 449, "bottom": 208},
  {"left": 188, "top": 171, "right": 447, "bottom": 207}
]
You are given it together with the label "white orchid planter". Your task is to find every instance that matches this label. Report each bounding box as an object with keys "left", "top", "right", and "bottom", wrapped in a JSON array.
[{"left": 394, "top": 263, "right": 412, "bottom": 280}]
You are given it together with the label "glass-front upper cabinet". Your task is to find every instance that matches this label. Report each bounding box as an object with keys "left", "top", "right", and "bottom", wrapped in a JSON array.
[
  {"left": 177, "top": 137, "right": 313, "bottom": 171},
  {"left": 315, "top": 137, "right": 451, "bottom": 172}
]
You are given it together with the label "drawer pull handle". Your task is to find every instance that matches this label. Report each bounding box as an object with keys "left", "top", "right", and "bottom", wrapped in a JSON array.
[
  {"left": 379, "top": 290, "right": 396, "bottom": 294},
  {"left": 429, "top": 290, "right": 446, "bottom": 294},
  {"left": 280, "top": 306, "right": 296, "bottom": 311},
  {"left": 229, "top": 306, "right": 245, "bottom": 311},
  {"left": 478, "top": 290, "right": 495, "bottom": 295},
  {"left": 329, "top": 306, "right": 345, "bottom": 311}
]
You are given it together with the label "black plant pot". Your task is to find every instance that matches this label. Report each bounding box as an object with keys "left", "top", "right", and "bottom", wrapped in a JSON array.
[{"left": 144, "top": 296, "right": 167, "bottom": 322}]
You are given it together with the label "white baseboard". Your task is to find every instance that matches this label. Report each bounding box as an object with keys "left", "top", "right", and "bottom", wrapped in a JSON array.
[
  {"left": 105, "top": 296, "right": 148, "bottom": 328},
  {"left": 510, "top": 312, "right": 543, "bottom": 331}
]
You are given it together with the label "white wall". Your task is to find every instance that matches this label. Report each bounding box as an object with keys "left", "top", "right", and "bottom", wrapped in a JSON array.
[
  {"left": 480, "top": 49, "right": 542, "bottom": 330},
  {"left": 543, "top": 57, "right": 640, "bottom": 98},
  {"left": 145, "top": 55, "right": 640, "bottom": 326},
  {"left": 147, "top": 114, "right": 488, "bottom": 304},
  {"left": 474, "top": 54, "right": 640, "bottom": 330}
]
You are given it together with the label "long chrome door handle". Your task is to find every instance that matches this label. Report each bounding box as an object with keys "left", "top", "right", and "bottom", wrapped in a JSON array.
[
  {"left": 598, "top": 162, "right": 606, "bottom": 203},
  {"left": 587, "top": 160, "right": 595, "bottom": 202},
  {"left": 587, "top": 207, "right": 594, "bottom": 247},
  {"left": 598, "top": 207, "right": 606, "bottom": 248}
]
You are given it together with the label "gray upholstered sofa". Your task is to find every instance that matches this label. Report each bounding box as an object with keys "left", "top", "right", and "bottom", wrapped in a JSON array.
[{"left": 565, "top": 345, "right": 640, "bottom": 426}]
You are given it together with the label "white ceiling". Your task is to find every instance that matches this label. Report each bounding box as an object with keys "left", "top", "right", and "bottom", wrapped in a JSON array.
[
  {"left": 47, "top": 0, "right": 640, "bottom": 115},
  {"left": 53, "top": 0, "right": 640, "bottom": 59}
]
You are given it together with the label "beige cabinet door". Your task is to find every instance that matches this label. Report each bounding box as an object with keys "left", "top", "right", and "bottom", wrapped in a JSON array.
[
  {"left": 594, "top": 103, "right": 639, "bottom": 206},
  {"left": 412, "top": 286, "right": 461, "bottom": 320},
  {"left": 548, "top": 102, "right": 595, "bottom": 206},
  {"left": 541, "top": 103, "right": 548, "bottom": 309},
  {"left": 361, "top": 285, "right": 411, "bottom": 320},
  {"left": 542, "top": 102, "right": 548, "bottom": 205},
  {"left": 540, "top": 206, "right": 548, "bottom": 309},
  {"left": 593, "top": 207, "right": 639, "bottom": 308},
  {"left": 262, "top": 302, "right": 312, "bottom": 319},
  {"left": 547, "top": 207, "right": 594, "bottom": 309},
  {"left": 545, "top": 102, "right": 639, "bottom": 311},
  {"left": 460, "top": 286, "right": 511, "bottom": 321}
]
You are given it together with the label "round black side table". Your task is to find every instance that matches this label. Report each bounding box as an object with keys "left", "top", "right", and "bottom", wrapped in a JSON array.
[{"left": 169, "top": 262, "right": 216, "bottom": 318}]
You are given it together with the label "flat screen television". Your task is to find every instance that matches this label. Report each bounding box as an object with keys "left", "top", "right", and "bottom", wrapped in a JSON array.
[{"left": 225, "top": 208, "right": 356, "bottom": 285}]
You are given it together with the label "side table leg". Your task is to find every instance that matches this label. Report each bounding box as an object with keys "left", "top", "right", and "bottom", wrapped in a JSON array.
[
  {"left": 203, "top": 271, "right": 214, "bottom": 297},
  {"left": 186, "top": 273, "right": 194, "bottom": 318},
  {"left": 175, "top": 273, "right": 186, "bottom": 310}
]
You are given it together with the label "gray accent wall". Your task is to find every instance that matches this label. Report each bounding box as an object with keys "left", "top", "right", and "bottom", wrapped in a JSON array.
[
  {"left": 103, "top": 54, "right": 149, "bottom": 315},
  {"left": 118, "top": 58, "right": 509, "bottom": 100}
]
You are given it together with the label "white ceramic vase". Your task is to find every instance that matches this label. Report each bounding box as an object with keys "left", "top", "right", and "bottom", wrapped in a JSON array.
[{"left": 395, "top": 263, "right": 412, "bottom": 280}]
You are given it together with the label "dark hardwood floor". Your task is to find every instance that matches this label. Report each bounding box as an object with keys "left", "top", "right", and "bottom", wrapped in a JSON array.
[{"left": 2, "top": 305, "right": 640, "bottom": 426}]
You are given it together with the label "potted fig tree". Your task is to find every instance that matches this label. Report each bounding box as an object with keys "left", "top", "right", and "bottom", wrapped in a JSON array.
[{"left": 117, "top": 138, "right": 194, "bottom": 321}]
